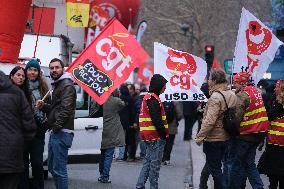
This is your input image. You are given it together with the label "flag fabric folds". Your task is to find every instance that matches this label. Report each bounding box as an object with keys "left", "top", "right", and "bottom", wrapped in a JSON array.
[
  {"left": 67, "top": 18, "right": 148, "bottom": 105},
  {"left": 233, "top": 7, "right": 283, "bottom": 85},
  {"left": 154, "top": 42, "right": 207, "bottom": 102}
]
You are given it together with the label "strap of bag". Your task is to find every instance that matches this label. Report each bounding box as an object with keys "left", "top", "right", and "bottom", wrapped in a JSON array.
[{"left": 215, "top": 91, "right": 229, "bottom": 110}]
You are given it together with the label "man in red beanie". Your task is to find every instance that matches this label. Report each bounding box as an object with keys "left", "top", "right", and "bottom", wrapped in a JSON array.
[{"left": 229, "top": 72, "right": 268, "bottom": 189}]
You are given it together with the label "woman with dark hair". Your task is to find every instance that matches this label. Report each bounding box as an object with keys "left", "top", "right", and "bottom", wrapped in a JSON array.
[
  {"left": 9, "top": 66, "right": 31, "bottom": 104},
  {"left": 18, "top": 59, "right": 49, "bottom": 189}
]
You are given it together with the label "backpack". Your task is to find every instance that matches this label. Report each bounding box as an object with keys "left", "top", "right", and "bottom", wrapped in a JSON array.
[
  {"left": 216, "top": 91, "right": 239, "bottom": 137},
  {"left": 163, "top": 101, "right": 175, "bottom": 123}
]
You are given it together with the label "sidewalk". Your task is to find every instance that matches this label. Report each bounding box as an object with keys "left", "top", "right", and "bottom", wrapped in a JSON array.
[
  {"left": 190, "top": 122, "right": 212, "bottom": 188},
  {"left": 189, "top": 121, "right": 269, "bottom": 189}
]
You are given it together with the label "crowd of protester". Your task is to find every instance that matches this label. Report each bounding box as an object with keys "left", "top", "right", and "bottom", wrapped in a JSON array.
[{"left": 1, "top": 60, "right": 284, "bottom": 189}]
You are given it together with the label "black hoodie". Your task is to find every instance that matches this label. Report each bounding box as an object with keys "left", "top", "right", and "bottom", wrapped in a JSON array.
[
  {"left": 147, "top": 74, "right": 168, "bottom": 139},
  {"left": 119, "top": 84, "right": 135, "bottom": 129},
  {"left": 0, "top": 71, "right": 36, "bottom": 173}
]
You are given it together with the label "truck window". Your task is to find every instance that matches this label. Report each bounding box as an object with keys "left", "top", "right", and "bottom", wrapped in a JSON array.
[{"left": 75, "top": 85, "right": 88, "bottom": 110}]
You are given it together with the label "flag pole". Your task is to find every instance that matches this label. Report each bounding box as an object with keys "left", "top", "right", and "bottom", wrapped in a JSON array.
[{"left": 231, "top": 7, "right": 245, "bottom": 89}]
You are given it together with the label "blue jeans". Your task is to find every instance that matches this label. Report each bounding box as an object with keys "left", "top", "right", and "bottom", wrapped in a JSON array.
[
  {"left": 118, "top": 146, "right": 125, "bottom": 159},
  {"left": 136, "top": 139, "right": 166, "bottom": 189},
  {"left": 230, "top": 138, "right": 264, "bottom": 189},
  {"left": 48, "top": 131, "right": 74, "bottom": 189},
  {"left": 139, "top": 141, "right": 146, "bottom": 158},
  {"left": 99, "top": 147, "right": 115, "bottom": 179},
  {"left": 203, "top": 141, "right": 228, "bottom": 189}
]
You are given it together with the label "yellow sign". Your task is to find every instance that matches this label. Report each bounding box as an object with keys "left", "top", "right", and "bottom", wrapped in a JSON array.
[{"left": 66, "top": 1, "right": 90, "bottom": 27}]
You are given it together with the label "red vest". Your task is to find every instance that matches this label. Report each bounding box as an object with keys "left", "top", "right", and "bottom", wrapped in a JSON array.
[
  {"left": 139, "top": 93, "right": 169, "bottom": 141},
  {"left": 268, "top": 116, "right": 284, "bottom": 146},
  {"left": 240, "top": 86, "right": 269, "bottom": 134}
]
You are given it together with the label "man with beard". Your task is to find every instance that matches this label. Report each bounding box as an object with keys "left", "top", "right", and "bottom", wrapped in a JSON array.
[{"left": 36, "top": 58, "right": 76, "bottom": 189}]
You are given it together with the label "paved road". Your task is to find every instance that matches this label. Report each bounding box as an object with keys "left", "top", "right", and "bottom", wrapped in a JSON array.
[
  {"left": 45, "top": 120, "right": 269, "bottom": 189},
  {"left": 45, "top": 119, "right": 192, "bottom": 189}
]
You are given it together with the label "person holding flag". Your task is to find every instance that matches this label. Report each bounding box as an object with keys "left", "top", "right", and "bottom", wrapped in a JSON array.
[
  {"left": 136, "top": 74, "right": 169, "bottom": 189},
  {"left": 230, "top": 72, "right": 269, "bottom": 189}
]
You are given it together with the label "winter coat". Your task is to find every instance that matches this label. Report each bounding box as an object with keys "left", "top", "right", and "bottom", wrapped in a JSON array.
[
  {"left": 147, "top": 74, "right": 168, "bottom": 139},
  {"left": 196, "top": 83, "right": 237, "bottom": 143},
  {"left": 0, "top": 71, "right": 37, "bottom": 173},
  {"left": 182, "top": 101, "right": 198, "bottom": 117},
  {"left": 168, "top": 102, "right": 183, "bottom": 135},
  {"left": 119, "top": 85, "right": 135, "bottom": 130},
  {"left": 101, "top": 96, "right": 126, "bottom": 149},
  {"left": 43, "top": 73, "right": 76, "bottom": 131},
  {"left": 258, "top": 102, "right": 284, "bottom": 176}
]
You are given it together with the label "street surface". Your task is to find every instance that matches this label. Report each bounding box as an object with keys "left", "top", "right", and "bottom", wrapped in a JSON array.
[{"left": 45, "top": 120, "right": 269, "bottom": 189}]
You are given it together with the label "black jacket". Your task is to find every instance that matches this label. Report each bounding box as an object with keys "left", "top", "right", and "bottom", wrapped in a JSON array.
[
  {"left": 119, "top": 85, "right": 135, "bottom": 129},
  {"left": 267, "top": 102, "right": 284, "bottom": 121},
  {"left": 0, "top": 71, "right": 37, "bottom": 173},
  {"left": 182, "top": 101, "right": 198, "bottom": 116},
  {"left": 43, "top": 74, "right": 76, "bottom": 131},
  {"left": 147, "top": 74, "right": 168, "bottom": 139}
]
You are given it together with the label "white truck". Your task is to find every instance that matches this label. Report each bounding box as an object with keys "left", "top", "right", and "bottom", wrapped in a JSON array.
[{"left": 0, "top": 33, "right": 103, "bottom": 179}]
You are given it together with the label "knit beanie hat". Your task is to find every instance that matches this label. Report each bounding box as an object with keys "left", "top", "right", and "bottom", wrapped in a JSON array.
[{"left": 25, "top": 59, "right": 40, "bottom": 72}]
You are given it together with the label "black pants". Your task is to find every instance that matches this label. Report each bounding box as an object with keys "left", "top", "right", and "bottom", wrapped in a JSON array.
[
  {"left": 0, "top": 173, "right": 21, "bottom": 189},
  {"left": 19, "top": 137, "right": 45, "bottom": 189},
  {"left": 268, "top": 175, "right": 284, "bottom": 189},
  {"left": 184, "top": 115, "right": 197, "bottom": 140},
  {"left": 199, "top": 162, "right": 210, "bottom": 189},
  {"left": 125, "top": 128, "right": 137, "bottom": 159},
  {"left": 162, "top": 134, "right": 176, "bottom": 161}
]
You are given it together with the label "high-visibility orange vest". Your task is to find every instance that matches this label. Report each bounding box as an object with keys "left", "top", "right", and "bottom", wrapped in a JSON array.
[
  {"left": 240, "top": 86, "right": 269, "bottom": 134},
  {"left": 139, "top": 93, "right": 169, "bottom": 141},
  {"left": 268, "top": 116, "right": 284, "bottom": 146}
]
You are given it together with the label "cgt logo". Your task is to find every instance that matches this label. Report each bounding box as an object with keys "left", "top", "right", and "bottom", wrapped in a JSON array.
[
  {"left": 96, "top": 33, "right": 132, "bottom": 78},
  {"left": 89, "top": 6, "right": 109, "bottom": 29},
  {"left": 166, "top": 49, "right": 197, "bottom": 90},
  {"left": 246, "top": 20, "right": 272, "bottom": 72}
]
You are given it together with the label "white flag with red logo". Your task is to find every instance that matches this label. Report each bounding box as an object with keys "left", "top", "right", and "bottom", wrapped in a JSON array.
[
  {"left": 154, "top": 42, "right": 207, "bottom": 102},
  {"left": 233, "top": 7, "right": 283, "bottom": 85}
]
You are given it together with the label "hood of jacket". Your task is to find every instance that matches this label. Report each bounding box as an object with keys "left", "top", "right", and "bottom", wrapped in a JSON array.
[
  {"left": 0, "top": 70, "right": 12, "bottom": 90},
  {"left": 149, "top": 74, "right": 168, "bottom": 96},
  {"left": 51, "top": 72, "right": 73, "bottom": 88},
  {"left": 119, "top": 84, "right": 129, "bottom": 96},
  {"left": 209, "top": 83, "right": 228, "bottom": 96}
]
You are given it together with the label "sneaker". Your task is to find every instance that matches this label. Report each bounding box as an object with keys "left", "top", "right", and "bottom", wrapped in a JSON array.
[
  {"left": 126, "top": 158, "right": 135, "bottom": 162},
  {"left": 98, "top": 177, "right": 111, "bottom": 183},
  {"left": 116, "top": 158, "right": 124, "bottom": 162},
  {"left": 163, "top": 160, "right": 171, "bottom": 165},
  {"left": 136, "top": 186, "right": 145, "bottom": 189}
]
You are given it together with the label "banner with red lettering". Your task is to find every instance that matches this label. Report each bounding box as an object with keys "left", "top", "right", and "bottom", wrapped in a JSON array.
[
  {"left": 154, "top": 42, "right": 207, "bottom": 102},
  {"left": 136, "top": 57, "right": 153, "bottom": 85},
  {"left": 67, "top": 18, "right": 147, "bottom": 105},
  {"left": 233, "top": 7, "right": 283, "bottom": 85}
]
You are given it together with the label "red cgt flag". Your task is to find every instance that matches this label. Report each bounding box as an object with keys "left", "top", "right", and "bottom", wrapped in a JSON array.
[
  {"left": 67, "top": 18, "right": 148, "bottom": 105},
  {"left": 136, "top": 58, "right": 153, "bottom": 85}
]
